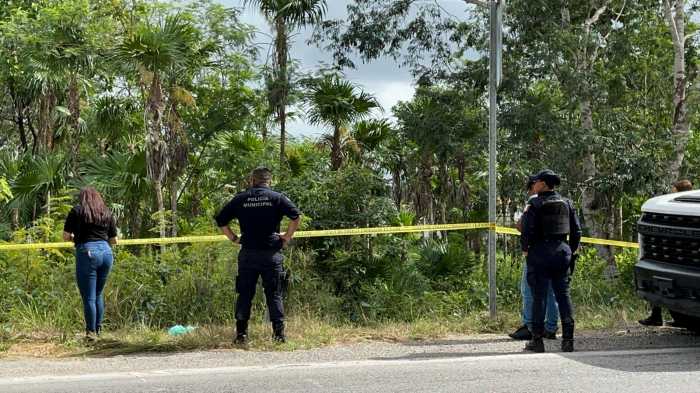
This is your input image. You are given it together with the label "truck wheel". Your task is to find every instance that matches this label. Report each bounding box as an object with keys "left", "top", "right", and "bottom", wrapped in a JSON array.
[{"left": 669, "top": 311, "right": 700, "bottom": 333}]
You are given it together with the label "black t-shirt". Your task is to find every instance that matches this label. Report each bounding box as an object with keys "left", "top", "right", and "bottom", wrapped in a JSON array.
[
  {"left": 215, "top": 186, "right": 301, "bottom": 250},
  {"left": 64, "top": 206, "right": 118, "bottom": 244}
]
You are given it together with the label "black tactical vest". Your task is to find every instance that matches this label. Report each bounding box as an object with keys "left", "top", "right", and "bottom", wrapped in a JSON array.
[{"left": 539, "top": 195, "right": 570, "bottom": 237}]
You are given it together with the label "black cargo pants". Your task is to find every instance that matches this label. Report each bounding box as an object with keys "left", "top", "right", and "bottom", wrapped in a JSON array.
[
  {"left": 235, "top": 248, "right": 285, "bottom": 323},
  {"left": 527, "top": 240, "right": 575, "bottom": 340}
]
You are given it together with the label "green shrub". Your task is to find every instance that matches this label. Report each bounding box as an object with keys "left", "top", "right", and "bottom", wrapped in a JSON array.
[{"left": 0, "top": 220, "right": 642, "bottom": 336}]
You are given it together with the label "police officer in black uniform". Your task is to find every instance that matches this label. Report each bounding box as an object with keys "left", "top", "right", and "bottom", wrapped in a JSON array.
[
  {"left": 215, "top": 167, "right": 301, "bottom": 344},
  {"left": 521, "top": 170, "right": 582, "bottom": 353}
]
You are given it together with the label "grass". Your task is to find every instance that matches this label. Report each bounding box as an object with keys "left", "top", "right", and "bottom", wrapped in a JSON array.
[{"left": 0, "top": 303, "right": 648, "bottom": 359}]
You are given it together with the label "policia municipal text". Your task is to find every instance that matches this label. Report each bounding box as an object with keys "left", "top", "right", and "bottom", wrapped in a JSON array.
[
  {"left": 520, "top": 170, "right": 582, "bottom": 353},
  {"left": 215, "top": 167, "right": 302, "bottom": 344}
]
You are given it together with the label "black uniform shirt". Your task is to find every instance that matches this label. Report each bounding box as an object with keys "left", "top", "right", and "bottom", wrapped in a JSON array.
[
  {"left": 520, "top": 191, "right": 582, "bottom": 253},
  {"left": 215, "top": 186, "right": 301, "bottom": 250},
  {"left": 64, "top": 206, "right": 118, "bottom": 244}
]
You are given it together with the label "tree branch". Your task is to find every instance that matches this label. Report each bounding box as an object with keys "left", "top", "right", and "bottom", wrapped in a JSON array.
[
  {"left": 663, "top": 0, "right": 681, "bottom": 47},
  {"left": 602, "top": 0, "right": 626, "bottom": 42},
  {"left": 463, "top": 0, "right": 488, "bottom": 8},
  {"left": 585, "top": 1, "right": 611, "bottom": 28}
]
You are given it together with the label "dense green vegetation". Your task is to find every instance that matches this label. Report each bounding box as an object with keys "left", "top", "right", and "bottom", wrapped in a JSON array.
[{"left": 0, "top": 0, "right": 697, "bottom": 341}]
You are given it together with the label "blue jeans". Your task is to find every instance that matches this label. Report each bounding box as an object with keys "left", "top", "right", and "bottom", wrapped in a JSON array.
[
  {"left": 75, "top": 241, "right": 113, "bottom": 333},
  {"left": 521, "top": 263, "right": 558, "bottom": 332}
]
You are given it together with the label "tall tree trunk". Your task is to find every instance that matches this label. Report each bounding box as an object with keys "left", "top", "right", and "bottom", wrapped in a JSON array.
[
  {"left": 580, "top": 99, "right": 615, "bottom": 274},
  {"left": 28, "top": 117, "right": 38, "bottom": 155},
  {"left": 38, "top": 91, "right": 57, "bottom": 153},
  {"left": 16, "top": 106, "right": 28, "bottom": 152},
  {"left": 392, "top": 166, "right": 402, "bottom": 208},
  {"left": 437, "top": 163, "right": 450, "bottom": 225},
  {"left": 8, "top": 78, "right": 28, "bottom": 152},
  {"left": 128, "top": 203, "right": 142, "bottom": 240},
  {"left": 417, "top": 151, "right": 434, "bottom": 226},
  {"left": 331, "top": 125, "right": 343, "bottom": 170},
  {"left": 146, "top": 75, "right": 168, "bottom": 239},
  {"left": 170, "top": 180, "right": 178, "bottom": 237},
  {"left": 261, "top": 121, "right": 268, "bottom": 142},
  {"left": 664, "top": 0, "right": 690, "bottom": 181},
  {"left": 68, "top": 75, "right": 81, "bottom": 170},
  {"left": 275, "top": 18, "right": 289, "bottom": 164},
  {"left": 456, "top": 149, "right": 470, "bottom": 221},
  {"left": 165, "top": 96, "right": 188, "bottom": 238},
  {"left": 154, "top": 179, "right": 166, "bottom": 239},
  {"left": 190, "top": 173, "right": 201, "bottom": 217},
  {"left": 11, "top": 208, "right": 19, "bottom": 230},
  {"left": 279, "top": 105, "right": 287, "bottom": 163}
]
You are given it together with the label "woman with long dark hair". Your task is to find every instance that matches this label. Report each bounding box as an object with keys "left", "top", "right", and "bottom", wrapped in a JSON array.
[{"left": 63, "top": 187, "right": 118, "bottom": 341}]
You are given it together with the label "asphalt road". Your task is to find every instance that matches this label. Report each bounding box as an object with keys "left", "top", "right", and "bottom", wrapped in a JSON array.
[
  {"left": 1, "top": 327, "right": 700, "bottom": 393},
  {"left": 2, "top": 346, "right": 700, "bottom": 393}
]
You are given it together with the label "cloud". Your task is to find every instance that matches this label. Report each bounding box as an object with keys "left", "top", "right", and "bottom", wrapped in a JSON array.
[
  {"left": 370, "top": 80, "right": 415, "bottom": 115},
  {"left": 222, "top": 0, "right": 433, "bottom": 136}
]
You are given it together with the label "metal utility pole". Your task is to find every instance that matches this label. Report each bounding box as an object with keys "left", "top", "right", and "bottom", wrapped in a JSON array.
[{"left": 487, "top": 0, "right": 502, "bottom": 319}]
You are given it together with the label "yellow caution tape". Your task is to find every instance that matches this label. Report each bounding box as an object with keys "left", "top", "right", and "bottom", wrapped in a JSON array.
[
  {"left": 495, "top": 226, "right": 521, "bottom": 236},
  {"left": 0, "top": 223, "right": 491, "bottom": 251},
  {"left": 295, "top": 222, "right": 491, "bottom": 238},
  {"left": 494, "top": 226, "right": 639, "bottom": 248},
  {"left": 579, "top": 236, "right": 639, "bottom": 249},
  {"left": 0, "top": 222, "right": 639, "bottom": 251}
]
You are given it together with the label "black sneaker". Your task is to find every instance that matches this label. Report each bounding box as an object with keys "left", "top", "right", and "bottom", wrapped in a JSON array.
[
  {"left": 561, "top": 339, "right": 574, "bottom": 352},
  {"left": 272, "top": 321, "right": 286, "bottom": 343},
  {"left": 524, "top": 338, "right": 544, "bottom": 353},
  {"left": 234, "top": 333, "right": 248, "bottom": 345},
  {"left": 273, "top": 334, "right": 286, "bottom": 343},
  {"left": 235, "top": 320, "right": 249, "bottom": 345},
  {"left": 638, "top": 316, "right": 662, "bottom": 326},
  {"left": 543, "top": 330, "right": 557, "bottom": 340},
  {"left": 509, "top": 325, "right": 532, "bottom": 340}
]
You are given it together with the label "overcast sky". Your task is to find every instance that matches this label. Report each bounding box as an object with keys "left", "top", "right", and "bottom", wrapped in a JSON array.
[{"left": 219, "top": 0, "right": 472, "bottom": 138}]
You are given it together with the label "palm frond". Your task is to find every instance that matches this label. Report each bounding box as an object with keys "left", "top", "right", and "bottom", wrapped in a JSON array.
[
  {"left": 8, "top": 154, "right": 70, "bottom": 213},
  {"left": 81, "top": 150, "right": 149, "bottom": 202},
  {"left": 245, "top": 0, "right": 327, "bottom": 26},
  {"left": 305, "top": 74, "right": 381, "bottom": 130}
]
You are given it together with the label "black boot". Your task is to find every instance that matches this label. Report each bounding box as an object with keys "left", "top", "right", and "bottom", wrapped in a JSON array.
[
  {"left": 561, "top": 318, "right": 574, "bottom": 352},
  {"left": 234, "top": 320, "right": 248, "bottom": 345},
  {"left": 524, "top": 335, "right": 544, "bottom": 353},
  {"left": 272, "top": 321, "right": 286, "bottom": 343},
  {"left": 638, "top": 306, "right": 662, "bottom": 326},
  {"left": 561, "top": 339, "right": 574, "bottom": 352},
  {"left": 509, "top": 325, "right": 532, "bottom": 340}
]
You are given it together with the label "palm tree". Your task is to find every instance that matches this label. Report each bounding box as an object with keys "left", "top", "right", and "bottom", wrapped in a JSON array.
[
  {"left": 162, "top": 35, "right": 218, "bottom": 237},
  {"left": 82, "top": 150, "right": 149, "bottom": 237},
  {"left": 350, "top": 119, "right": 393, "bottom": 165},
  {"left": 8, "top": 153, "right": 69, "bottom": 221},
  {"left": 27, "top": 59, "right": 64, "bottom": 155},
  {"left": 117, "top": 14, "right": 197, "bottom": 238},
  {"left": 317, "top": 126, "right": 360, "bottom": 168},
  {"left": 244, "top": 0, "right": 327, "bottom": 163},
  {"left": 305, "top": 75, "right": 380, "bottom": 170},
  {"left": 42, "top": 16, "right": 96, "bottom": 170}
]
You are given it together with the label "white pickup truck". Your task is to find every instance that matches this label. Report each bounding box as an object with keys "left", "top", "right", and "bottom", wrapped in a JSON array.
[{"left": 636, "top": 190, "right": 700, "bottom": 329}]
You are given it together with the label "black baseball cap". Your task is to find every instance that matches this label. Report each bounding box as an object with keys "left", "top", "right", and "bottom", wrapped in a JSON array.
[{"left": 532, "top": 169, "right": 561, "bottom": 187}]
